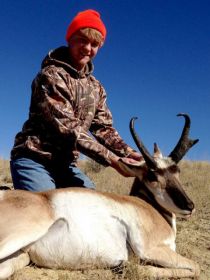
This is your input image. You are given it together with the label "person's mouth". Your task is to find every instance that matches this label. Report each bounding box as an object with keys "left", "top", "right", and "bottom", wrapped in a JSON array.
[{"left": 81, "top": 52, "right": 90, "bottom": 58}]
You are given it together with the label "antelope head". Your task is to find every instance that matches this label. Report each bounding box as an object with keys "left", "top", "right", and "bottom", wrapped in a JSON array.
[{"left": 119, "top": 114, "right": 199, "bottom": 218}]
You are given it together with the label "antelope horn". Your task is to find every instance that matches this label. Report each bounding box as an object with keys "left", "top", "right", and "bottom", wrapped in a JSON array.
[
  {"left": 169, "top": 113, "right": 199, "bottom": 163},
  {"left": 130, "top": 117, "right": 157, "bottom": 170}
]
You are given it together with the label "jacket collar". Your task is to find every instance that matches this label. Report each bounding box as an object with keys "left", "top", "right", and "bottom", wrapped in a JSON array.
[{"left": 41, "top": 46, "right": 94, "bottom": 79}]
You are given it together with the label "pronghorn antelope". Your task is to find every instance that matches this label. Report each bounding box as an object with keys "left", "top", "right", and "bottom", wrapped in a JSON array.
[{"left": 0, "top": 114, "right": 200, "bottom": 279}]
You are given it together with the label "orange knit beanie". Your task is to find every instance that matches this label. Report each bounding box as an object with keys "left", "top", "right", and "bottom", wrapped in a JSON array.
[{"left": 65, "top": 9, "right": 107, "bottom": 42}]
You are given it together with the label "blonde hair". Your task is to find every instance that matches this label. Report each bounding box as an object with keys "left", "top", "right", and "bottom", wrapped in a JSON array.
[{"left": 79, "top": 28, "right": 104, "bottom": 46}]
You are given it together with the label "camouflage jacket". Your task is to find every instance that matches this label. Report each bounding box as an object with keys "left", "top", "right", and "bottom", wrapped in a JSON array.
[{"left": 11, "top": 46, "right": 134, "bottom": 166}]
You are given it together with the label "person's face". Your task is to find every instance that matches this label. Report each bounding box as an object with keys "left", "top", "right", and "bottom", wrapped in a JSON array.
[{"left": 68, "top": 31, "right": 101, "bottom": 71}]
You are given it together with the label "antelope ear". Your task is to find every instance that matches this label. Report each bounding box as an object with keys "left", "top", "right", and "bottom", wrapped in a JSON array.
[{"left": 154, "top": 143, "right": 163, "bottom": 158}]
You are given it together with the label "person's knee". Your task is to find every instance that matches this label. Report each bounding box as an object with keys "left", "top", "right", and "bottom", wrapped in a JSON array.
[
  {"left": 14, "top": 180, "right": 55, "bottom": 192},
  {"left": 10, "top": 158, "right": 55, "bottom": 192}
]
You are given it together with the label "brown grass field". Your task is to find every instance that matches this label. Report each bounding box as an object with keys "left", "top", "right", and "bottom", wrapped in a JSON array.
[{"left": 0, "top": 158, "right": 209, "bottom": 279}]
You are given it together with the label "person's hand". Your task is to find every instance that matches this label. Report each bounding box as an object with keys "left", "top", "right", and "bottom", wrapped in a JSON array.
[
  {"left": 126, "top": 147, "right": 143, "bottom": 161},
  {"left": 127, "top": 151, "right": 143, "bottom": 161},
  {"left": 109, "top": 156, "right": 140, "bottom": 177}
]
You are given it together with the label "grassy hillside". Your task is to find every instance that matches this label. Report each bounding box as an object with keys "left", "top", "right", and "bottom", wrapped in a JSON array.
[{"left": 0, "top": 158, "right": 209, "bottom": 279}]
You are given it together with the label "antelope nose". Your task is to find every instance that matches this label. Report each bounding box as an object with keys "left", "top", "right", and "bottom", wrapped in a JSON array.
[{"left": 187, "top": 200, "right": 194, "bottom": 212}]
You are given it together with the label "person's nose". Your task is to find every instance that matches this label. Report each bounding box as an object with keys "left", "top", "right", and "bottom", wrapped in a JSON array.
[{"left": 83, "top": 42, "right": 92, "bottom": 53}]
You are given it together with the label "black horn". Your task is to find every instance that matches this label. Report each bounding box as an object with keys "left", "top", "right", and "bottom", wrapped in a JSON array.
[
  {"left": 130, "top": 117, "right": 157, "bottom": 170},
  {"left": 169, "top": 113, "right": 199, "bottom": 163}
]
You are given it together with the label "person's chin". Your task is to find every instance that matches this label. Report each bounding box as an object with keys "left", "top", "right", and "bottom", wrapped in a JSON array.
[
  {"left": 80, "top": 56, "right": 90, "bottom": 64},
  {"left": 75, "top": 57, "right": 91, "bottom": 70}
]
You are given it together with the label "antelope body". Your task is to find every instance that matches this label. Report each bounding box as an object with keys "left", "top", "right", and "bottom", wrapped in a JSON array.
[{"left": 0, "top": 114, "right": 200, "bottom": 278}]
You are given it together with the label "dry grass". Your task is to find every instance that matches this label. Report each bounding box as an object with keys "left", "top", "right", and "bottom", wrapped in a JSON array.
[
  {"left": 0, "top": 158, "right": 209, "bottom": 279},
  {"left": 176, "top": 161, "right": 210, "bottom": 280},
  {"left": 0, "top": 157, "right": 12, "bottom": 186}
]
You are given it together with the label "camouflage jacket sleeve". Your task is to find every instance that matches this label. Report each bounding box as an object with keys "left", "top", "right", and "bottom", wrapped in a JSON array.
[
  {"left": 33, "top": 68, "right": 117, "bottom": 166},
  {"left": 90, "top": 85, "right": 135, "bottom": 157}
]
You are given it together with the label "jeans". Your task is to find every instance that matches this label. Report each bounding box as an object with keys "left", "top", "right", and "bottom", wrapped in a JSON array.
[{"left": 10, "top": 157, "right": 95, "bottom": 192}]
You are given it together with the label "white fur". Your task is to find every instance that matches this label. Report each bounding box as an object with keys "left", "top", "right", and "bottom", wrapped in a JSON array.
[
  {"left": 0, "top": 190, "right": 5, "bottom": 200},
  {"left": 29, "top": 191, "right": 137, "bottom": 268},
  {"left": 155, "top": 157, "right": 174, "bottom": 169}
]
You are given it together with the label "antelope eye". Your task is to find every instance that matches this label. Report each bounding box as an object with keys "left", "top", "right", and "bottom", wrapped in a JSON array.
[
  {"left": 169, "top": 165, "right": 180, "bottom": 173},
  {"left": 147, "top": 171, "right": 158, "bottom": 182}
]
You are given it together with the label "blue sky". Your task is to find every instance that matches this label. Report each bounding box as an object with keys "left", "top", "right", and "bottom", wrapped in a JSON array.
[{"left": 0, "top": 0, "right": 209, "bottom": 161}]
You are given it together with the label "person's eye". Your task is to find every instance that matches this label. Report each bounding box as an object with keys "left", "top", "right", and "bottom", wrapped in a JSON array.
[
  {"left": 91, "top": 42, "right": 99, "bottom": 48},
  {"left": 76, "top": 37, "right": 87, "bottom": 44},
  {"left": 80, "top": 38, "right": 87, "bottom": 44}
]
